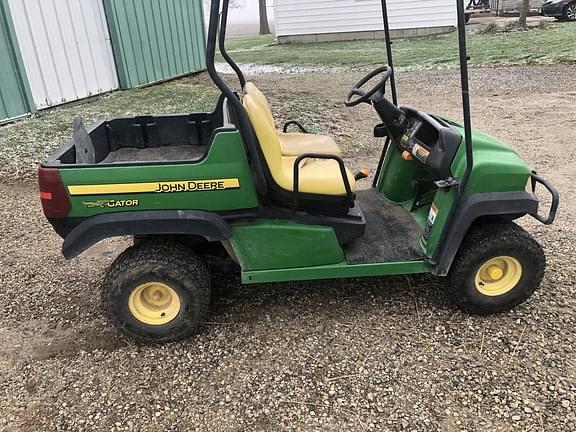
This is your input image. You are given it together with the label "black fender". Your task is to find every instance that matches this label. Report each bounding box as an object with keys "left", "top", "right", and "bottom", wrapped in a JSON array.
[
  {"left": 432, "top": 191, "right": 539, "bottom": 276},
  {"left": 62, "top": 210, "right": 233, "bottom": 259}
]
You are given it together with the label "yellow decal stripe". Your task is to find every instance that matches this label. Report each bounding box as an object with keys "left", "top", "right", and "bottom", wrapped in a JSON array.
[
  {"left": 69, "top": 183, "right": 157, "bottom": 195},
  {"left": 68, "top": 178, "right": 240, "bottom": 196}
]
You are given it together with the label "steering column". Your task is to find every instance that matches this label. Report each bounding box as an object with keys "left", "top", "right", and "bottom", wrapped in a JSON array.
[{"left": 345, "top": 66, "right": 407, "bottom": 136}]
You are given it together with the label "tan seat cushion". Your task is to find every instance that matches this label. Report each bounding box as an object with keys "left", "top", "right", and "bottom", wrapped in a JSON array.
[{"left": 278, "top": 132, "right": 342, "bottom": 157}]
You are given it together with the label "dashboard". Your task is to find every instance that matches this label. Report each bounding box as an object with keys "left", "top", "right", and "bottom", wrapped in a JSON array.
[{"left": 396, "top": 108, "right": 462, "bottom": 180}]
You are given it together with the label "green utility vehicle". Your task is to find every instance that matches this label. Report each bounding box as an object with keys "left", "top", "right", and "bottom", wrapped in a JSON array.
[{"left": 39, "top": 0, "right": 558, "bottom": 343}]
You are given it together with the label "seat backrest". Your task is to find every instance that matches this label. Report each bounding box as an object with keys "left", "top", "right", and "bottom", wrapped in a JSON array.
[
  {"left": 243, "top": 93, "right": 289, "bottom": 188},
  {"left": 245, "top": 83, "right": 276, "bottom": 130}
]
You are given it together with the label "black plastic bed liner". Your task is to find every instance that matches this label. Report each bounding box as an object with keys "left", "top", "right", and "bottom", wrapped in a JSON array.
[
  {"left": 344, "top": 189, "right": 424, "bottom": 264},
  {"left": 46, "top": 95, "right": 226, "bottom": 167},
  {"left": 100, "top": 145, "right": 206, "bottom": 164}
]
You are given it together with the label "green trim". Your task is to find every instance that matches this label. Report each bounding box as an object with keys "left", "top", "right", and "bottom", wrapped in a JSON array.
[
  {"left": 60, "top": 131, "right": 259, "bottom": 217},
  {"left": 230, "top": 220, "right": 346, "bottom": 271},
  {"left": 0, "top": 112, "right": 28, "bottom": 126},
  {"left": 0, "top": 0, "right": 35, "bottom": 115},
  {"left": 242, "top": 260, "right": 431, "bottom": 284}
]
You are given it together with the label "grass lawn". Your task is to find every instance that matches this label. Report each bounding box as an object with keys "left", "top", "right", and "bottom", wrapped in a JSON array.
[{"left": 222, "top": 23, "right": 576, "bottom": 68}]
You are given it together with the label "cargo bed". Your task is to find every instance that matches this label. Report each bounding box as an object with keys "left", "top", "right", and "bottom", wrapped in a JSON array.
[{"left": 46, "top": 96, "right": 226, "bottom": 167}]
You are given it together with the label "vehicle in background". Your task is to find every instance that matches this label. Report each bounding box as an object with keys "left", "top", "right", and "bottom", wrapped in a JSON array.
[
  {"left": 468, "top": 0, "right": 489, "bottom": 8},
  {"left": 541, "top": 0, "right": 576, "bottom": 21},
  {"left": 465, "top": 0, "right": 491, "bottom": 23}
]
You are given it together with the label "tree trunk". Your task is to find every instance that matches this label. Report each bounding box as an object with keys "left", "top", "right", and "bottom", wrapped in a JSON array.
[
  {"left": 259, "top": 0, "right": 271, "bottom": 35},
  {"left": 518, "top": 0, "right": 530, "bottom": 30}
]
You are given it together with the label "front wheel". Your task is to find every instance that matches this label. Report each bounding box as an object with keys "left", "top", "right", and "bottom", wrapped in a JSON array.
[
  {"left": 101, "top": 241, "right": 211, "bottom": 343},
  {"left": 448, "top": 221, "right": 545, "bottom": 315},
  {"left": 564, "top": 2, "right": 576, "bottom": 21}
]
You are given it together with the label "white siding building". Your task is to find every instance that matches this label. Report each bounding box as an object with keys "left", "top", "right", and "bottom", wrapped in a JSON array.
[
  {"left": 0, "top": 0, "right": 206, "bottom": 122},
  {"left": 273, "top": 0, "right": 457, "bottom": 44},
  {"left": 8, "top": 0, "right": 118, "bottom": 110}
]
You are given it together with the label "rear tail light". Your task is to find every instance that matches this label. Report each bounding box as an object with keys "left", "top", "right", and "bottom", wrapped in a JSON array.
[{"left": 38, "top": 167, "right": 71, "bottom": 218}]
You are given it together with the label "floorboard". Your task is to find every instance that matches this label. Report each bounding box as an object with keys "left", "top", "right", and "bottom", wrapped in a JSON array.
[{"left": 344, "top": 189, "right": 424, "bottom": 264}]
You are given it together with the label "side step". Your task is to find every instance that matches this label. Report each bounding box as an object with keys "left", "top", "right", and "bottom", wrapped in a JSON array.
[{"left": 259, "top": 202, "right": 366, "bottom": 246}]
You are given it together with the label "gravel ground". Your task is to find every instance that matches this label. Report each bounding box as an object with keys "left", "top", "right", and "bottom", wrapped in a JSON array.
[{"left": 1, "top": 66, "right": 575, "bottom": 431}]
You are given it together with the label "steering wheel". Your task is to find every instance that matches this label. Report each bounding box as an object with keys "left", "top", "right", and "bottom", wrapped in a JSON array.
[{"left": 345, "top": 66, "right": 393, "bottom": 107}]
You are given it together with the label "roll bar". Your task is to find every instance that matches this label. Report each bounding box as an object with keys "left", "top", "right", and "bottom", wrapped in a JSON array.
[
  {"left": 206, "top": 0, "right": 267, "bottom": 195},
  {"left": 219, "top": 0, "right": 246, "bottom": 89},
  {"left": 207, "top": 0, "right": 475, "bottom": 233},
  {"left": 379, "top": 0, "right": 397, "bottom": 106},
  {"left": 455, "top": 0, "right": 474, "bottom": 191}
]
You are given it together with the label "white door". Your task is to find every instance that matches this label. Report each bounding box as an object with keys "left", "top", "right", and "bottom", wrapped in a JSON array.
[{"left": 8, "top": 0, "right": 118, "bottom": 109}]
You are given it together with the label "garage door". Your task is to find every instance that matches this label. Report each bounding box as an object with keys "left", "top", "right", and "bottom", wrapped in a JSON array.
[
  {"left": 8, "top": 0, "right": 119, "bottom": 109},
  {"left": 0, "top": 1, "right": 33, "bottom": 122},
  {"left": 103, "top": 0, "right": 206, "bottom": 88}
]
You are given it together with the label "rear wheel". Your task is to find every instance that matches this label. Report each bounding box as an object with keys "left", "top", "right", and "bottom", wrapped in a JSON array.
[
  {"left": 448, "top": 221, "right": 545, "bottom": 315},
  {"left": 564, "top": 2, "right": 576, "bottom": 21},
  {"left": 102, "top": 241, "right": 211, "bottom": 343}
]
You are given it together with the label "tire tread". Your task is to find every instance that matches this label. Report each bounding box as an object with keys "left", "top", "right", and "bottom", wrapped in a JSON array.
[
  {"left": 101, "top": 241, "right": 210, "bottom": 343},
  {"left": 448, "top": 220, "right": 545, "bottom": 315}
]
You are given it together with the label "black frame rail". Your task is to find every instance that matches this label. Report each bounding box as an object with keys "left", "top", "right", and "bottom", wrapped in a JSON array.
[
  {"left": 531, "top": 173, "right": 559, "bottom": 225},
  {"left": 293, "top": 153, "right": 355, "bottom": 208},
  {"left": 283, "top": 120, "right": 309, "bottom": 134}
]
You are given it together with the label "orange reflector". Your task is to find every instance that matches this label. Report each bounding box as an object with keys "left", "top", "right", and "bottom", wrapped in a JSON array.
[
  {"left": 40, "top": 191, "right": 53, "bottom": 200},
  {"left": 402, "top": 151, "right": 414, "bottom": 161}
]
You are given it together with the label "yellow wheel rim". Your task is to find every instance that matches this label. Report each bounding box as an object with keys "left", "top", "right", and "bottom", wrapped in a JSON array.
[
  {"left": 128, "top": 282, "right": 181, "bottom": 326},
  {"left": 474, "top": 256, "right": 523, "bottom": 297}
]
